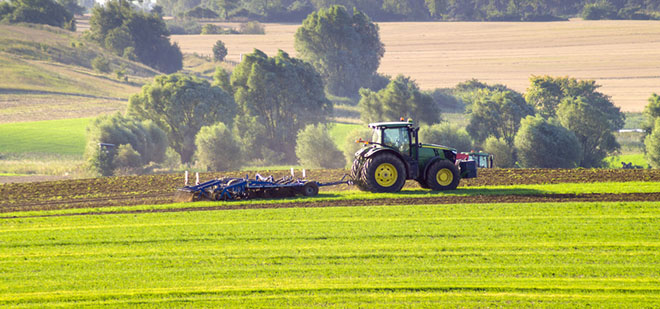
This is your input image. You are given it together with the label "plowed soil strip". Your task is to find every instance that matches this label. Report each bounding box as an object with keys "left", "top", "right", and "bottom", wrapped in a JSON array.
[{"left": 3, "top": 192, "right": 660, "bottom": 219}]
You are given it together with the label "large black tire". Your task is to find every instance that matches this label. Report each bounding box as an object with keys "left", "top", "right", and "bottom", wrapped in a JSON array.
[
  {"left": 425, "top": 160, "right": 460, "bottom": 191},
  {"left": 351, "top": 158, "right": 369, "bottom": 191},
  {"left": 359, "top": 153, "right": 406, "bottom": 193}
]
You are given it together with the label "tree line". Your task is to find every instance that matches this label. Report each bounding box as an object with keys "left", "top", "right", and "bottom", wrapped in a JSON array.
[{"left": 157, "top": 0, "right": 660, "bottom": 22}]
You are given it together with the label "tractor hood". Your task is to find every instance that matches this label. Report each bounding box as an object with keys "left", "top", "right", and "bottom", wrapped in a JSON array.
[{"left": 420, "top": 143, "right": 456, "bottom": 152}]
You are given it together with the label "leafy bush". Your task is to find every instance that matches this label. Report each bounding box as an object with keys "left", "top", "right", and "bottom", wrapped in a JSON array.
[
  {"left": 483, "top": 136, "right": 515, "bottom": 168},
  {"left": 212, "top": 40, "right": 227, "bottom": 62},
  {"left": 1, "top": 0, "right": 75, "bottom": 30},
  {"left": 514, "top": 115, "right": 581, "bottom": 168},
  {"left": 342, "top": 127, "right": 372, "bottom": 167},
  {"left": 645, "top": 118, "right": 660, "bottom": 168},
  {"left": 239, "top": 21, "right": 264, "bottom": 34},
  {"left": 91, "top": 56, "right": 110, "bottom": 73},
  {"left": 419, "top": 123, "right": 473, "bottom": 153},
  {"left": 113, "top": 144, "right": 141, "bottom": 168},
  {"left": 184, "top": 6, "right": 218, "bottom": 19},
  {"left": 194, "top": 122, "right": 242, "bottom": 171},
  {"left": 165, "top": 19, "right": 202, "bottom": 34},
  {"left": 85, "top": 113, "right": 168, "bottom": 176},
  {"left": 296, "top": 124, "right": 345, "bottom": 169}
]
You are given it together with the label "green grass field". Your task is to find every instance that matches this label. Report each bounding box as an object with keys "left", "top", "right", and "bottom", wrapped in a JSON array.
[
  {"left": 0, "top": 118, "right": 90, "bottom": 156},
  {"left": 1, "top": 199, "right": 659, "bottom": 307}
]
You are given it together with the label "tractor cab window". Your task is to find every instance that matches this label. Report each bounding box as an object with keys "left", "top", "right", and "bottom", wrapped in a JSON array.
[
  {"left": 371, "top": 129, "right": 382, "bottom": 145},
  {"left": 383, "top": 127, "right": 410, "bottom": 155}
]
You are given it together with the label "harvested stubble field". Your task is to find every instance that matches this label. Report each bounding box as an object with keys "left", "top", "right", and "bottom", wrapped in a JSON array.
[
  {"left": 1, "top": 168, "right": 660, "bottom": 306},
  {"left": 173, "top": 20, "right": 660, "bottom": 112},
  {"left": 2, "top": 168, "right": 660, "bottom": 213}
]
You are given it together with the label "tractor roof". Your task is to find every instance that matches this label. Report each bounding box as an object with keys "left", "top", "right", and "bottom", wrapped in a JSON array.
[{"left": 368, "top": 121, "right": 414, "bottom": 129}]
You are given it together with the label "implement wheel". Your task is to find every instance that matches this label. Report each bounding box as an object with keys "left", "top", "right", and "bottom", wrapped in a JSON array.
[
  {"left": 359, "top": 153, "right": 406, "bottom": 193},
  {"left": 425, "top": 160, "right": 460, "bottom": 191},
  {"left": 301, "top": 182, "right": 319, "bottom": 197}
]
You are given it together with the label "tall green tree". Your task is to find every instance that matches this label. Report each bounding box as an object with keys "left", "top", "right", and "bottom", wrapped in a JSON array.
[
  {"left": 231, "top": 49, "right": 332, "bottom": 163},
  {"left": 525, "top": 75, "right": 625, "bottom": 131},
  {"left": 0, "top": 0, "right": 75, "bottom": 30},
  {"left": 295, "top": 5, "right": 384, "bottom": 97},
  {"left": 557, "top": 97, "right": 619, "bottom": 168},
  {"left": 642, "top": 93, "right": 660, "bottom": 134},
  {"left": 514, "top": 115, "right": 582, "bottom": 168},
  {"left": 466, "top": 88, "right": 535, "bottom": 146},
  {"left": 128, "top": 73, "right": 237, "bottom": 163},
  {"left": 359, "top": 75, "right": 440, "bottom": 125},
  {"left": 90, "top": 0, "right": 182, "bottom": 73}
]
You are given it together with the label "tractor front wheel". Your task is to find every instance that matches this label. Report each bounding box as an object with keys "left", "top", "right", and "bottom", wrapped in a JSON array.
[
  {"left": 359, "top": 153, "right": 406, "bottom": 193},
  {"left": 425, "top": 160, "right": 460, "bottom": 191}
]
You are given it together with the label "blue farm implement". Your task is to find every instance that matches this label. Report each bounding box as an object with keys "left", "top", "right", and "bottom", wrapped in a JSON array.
[{"left": 174, "top": 174, "right": 352, "bottom": 202}]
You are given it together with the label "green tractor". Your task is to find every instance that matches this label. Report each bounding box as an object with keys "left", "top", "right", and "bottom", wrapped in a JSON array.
[{"left": 351, "top": 120, "right": 477, "bottom": 193}]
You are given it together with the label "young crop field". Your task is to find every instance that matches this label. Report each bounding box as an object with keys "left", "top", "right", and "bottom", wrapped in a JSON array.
[
  {"left": 173, "top": 20, "right": 660, "bottom": 112},
  {"left": 1, "top": 200, "right": 659, "bottom": 306},
  {"left": 0, "top": 118, "right": 90, "bottom": 156},
  {"left": 1, "top": 168, "right": 660, "bottom": 306}
]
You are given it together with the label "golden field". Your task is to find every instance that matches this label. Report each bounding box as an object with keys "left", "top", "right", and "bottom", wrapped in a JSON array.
[{"left": 172, "top": 20, "right": 660, "bottom": 112}]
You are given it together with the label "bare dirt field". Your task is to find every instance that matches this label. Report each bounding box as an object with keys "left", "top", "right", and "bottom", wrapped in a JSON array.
[
  {"left": 173, "top": 20, "right": 660, "bottom": 112},
  {"left": 3, "top": 168, "right": 660, "bottom": 213}
]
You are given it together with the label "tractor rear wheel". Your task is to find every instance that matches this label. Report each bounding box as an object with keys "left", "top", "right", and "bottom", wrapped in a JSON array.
[
  {"left": 425, "top": 160, "right": 460, "bottom": 191},
  {"left": 350, "top": 158, "right": 368, "bottom": 191},
  {"left": 359, "top": 153, "right": 406, "bottom": 193}
]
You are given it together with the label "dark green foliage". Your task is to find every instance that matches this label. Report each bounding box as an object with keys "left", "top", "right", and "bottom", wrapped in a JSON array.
[
  {"left": 582, "top": 2, "right": 618, "bottom": 20},
  {"left": 557, "top": 97, "right": 620, "bottom": 168},
  {"left": 58, "top": 0, "right": 85, "bottom": 15},
  {"left": 184, "top": 6, "right": 218, "bottom": 19},
  {"left": 466, "top": 88, "right": 535, "bottom": 146},
  {"left": 525, "top": 76, "right": 625, "bottom": 127},
  {"left": 164, "top": 19, "right": 202, "bottom": 34},
  {"left": 295, "top": 5, "right": 384, "bottom": 97},
  {"left": 295, "top": 124, "right": 346, "bottom": 169},
  {"left": 239, "top": 21, "right": 265, "bottom": 34},
  {"left": 1, "top": 0, "right": 75, "bottom": 30},
  {"left": 359, "top": 75, "right": 440, "bottom": 125},
  {"left": 194, "top": 122, "right": 243, "bottom": 171},
  {"left": 91, "top": 56, "right": 110, "bottom": 73},
  {"left": 231, "top": 49, "right": 332, "bottom": 164},
  {"left": 420, "top": 123, "right": 473, "bottom": 152},
  {"left": 212, "top": 67, "right": 232, "bottom": 95},
  {"left": 113, "top": 144, "right": 142, "bottom": 169},
  {"left": 128, "top": 73, "right": 237, "bottom": 163},
  {"left": 153, "top": 0, "right": 659, "bottom": 22},
  {"left": 85, "top": 113, "right": 168, "bottom": 176},
  {"left": 642, "top": 93, "right": 660, "bottom": 134},
  {"left": 482, "top": 136, "right": 515, "bottom": 168},
  {"left": 212, "top": 40, "right": 227, "bottom": 62},
  {"left": 514, "top": 115, "right": 582, "bottom": 168},
  {"left": 427, "top": 88, "right": 465, "bottom": 113},
  {"left": 90, "top": 0, "right": 182, "bottom": 73},
  {"left": 645, "top": 118, "right": 660, "bottom": 168}
]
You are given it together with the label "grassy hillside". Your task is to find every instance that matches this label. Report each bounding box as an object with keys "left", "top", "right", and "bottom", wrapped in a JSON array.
[{"left": 0, "top": 24, "right": 158, "bottom": 123}]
